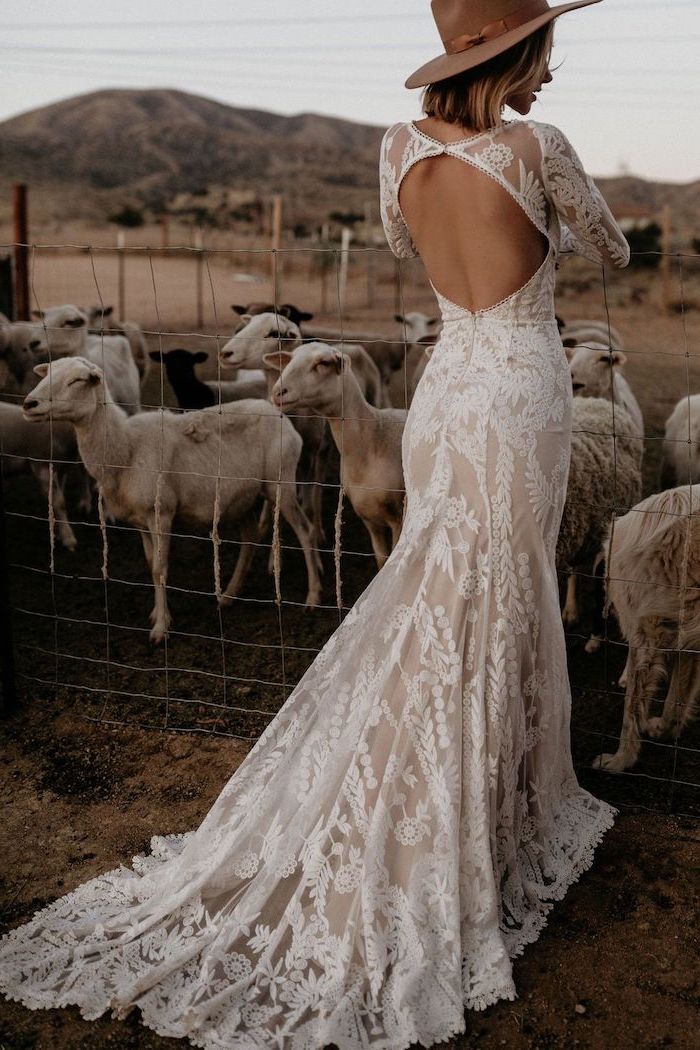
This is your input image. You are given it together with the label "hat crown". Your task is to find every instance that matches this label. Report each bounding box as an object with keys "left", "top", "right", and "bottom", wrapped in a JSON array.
[{"left": 431, "top": 0, "right": 549, "bottom": 42}]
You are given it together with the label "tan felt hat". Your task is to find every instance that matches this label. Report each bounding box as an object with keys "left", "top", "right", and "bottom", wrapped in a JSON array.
[{"left": 405, "top": 0, "right": 602, "bottom": 88}]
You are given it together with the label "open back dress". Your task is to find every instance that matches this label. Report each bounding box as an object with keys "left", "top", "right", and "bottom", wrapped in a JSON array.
[{"left": 0, "top": 118, "right": 630, "bottom": 1049}]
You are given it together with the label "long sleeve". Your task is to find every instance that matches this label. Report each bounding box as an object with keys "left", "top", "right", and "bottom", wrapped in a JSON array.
[
  {"left": 379, "top": 124, "right": 419, "bottom": 260},
  {"left": 536, "top": 123, "right": 630, "bottom": 269}
]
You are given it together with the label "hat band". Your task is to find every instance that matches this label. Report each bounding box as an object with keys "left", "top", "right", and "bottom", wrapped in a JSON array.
[{"left": 443, "top": 0, "right": 551, "bottom": 54}]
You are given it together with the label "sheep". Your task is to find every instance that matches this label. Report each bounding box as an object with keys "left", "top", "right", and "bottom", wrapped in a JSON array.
[
  {"left": 556, "top": 397, "right": 643, "bottom": 646},
  {"left": 660, "top": 393, "right": 700, "bottom": 486},
  {"left": 24, "top": 357, "right": 322, "bottom": 643},
  {"left": 566, "top": 341, "right": 644, "bottom": 439},
  {"left": 0, "top": 322, "right": 47, "bottom": 397},
  {"left": 148, "top": 349, "right": 267, "bottom": 411},
  {"left": 32, "top": 304, "right": 141, "bottom": 415},
  {"left": 560, "top": 317, "right": 624, "bottom": 352},
  {"left": 592, "top": 484, "right": 700, "bottom": 772},
  {"left": 85, "top": 305, "right": 151, "bottom": 384},
  {"left": 0, "top": 401, "right": 79, "bottom": 550},
  {"left": 264, "top": 341, "right": 407, "bottom": 569},
  {"left": 395, "top": 311, "right": 442, "bottom": 401}
]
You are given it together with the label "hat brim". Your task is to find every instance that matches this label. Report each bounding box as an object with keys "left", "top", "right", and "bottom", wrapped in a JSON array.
[{"left": 405, "top": 0, "right": 601, "bottom": 89}]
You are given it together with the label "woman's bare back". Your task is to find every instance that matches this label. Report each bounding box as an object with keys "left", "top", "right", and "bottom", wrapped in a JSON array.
[{"left": 398, "top": 117, "right": 549, "bottom": 313}]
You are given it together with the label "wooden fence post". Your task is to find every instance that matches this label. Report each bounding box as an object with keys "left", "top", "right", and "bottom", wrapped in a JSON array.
[
  {"left": 271, "top": 194, "right": 283, "bottom": 298},
  {"left": 117, "top": 230, "right": 126, "bottom": 320},
  {"left": 659, "top": 203, "right": 672, "bottom": 310},
  {"left": 13, "top": 183, "right": 29, "bottom": 321},
  {"left": 195, "top": 227, "right": 204, "bottom": 329},
  {"left": 0, "top": 471, "right": 17, "bottom": 715},
  {"left": 338, "top": 227, "right": 352, "bottom": 314}
]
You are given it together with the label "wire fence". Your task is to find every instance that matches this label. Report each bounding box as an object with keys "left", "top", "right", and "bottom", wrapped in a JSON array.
[{"left": 1, "top": 238, "right": 699, "bottom": 822}]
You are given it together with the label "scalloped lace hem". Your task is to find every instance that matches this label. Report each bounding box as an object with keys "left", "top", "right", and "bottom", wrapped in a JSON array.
[{"left": 0, "top": 796, "right": 617, "bottom": 1049}]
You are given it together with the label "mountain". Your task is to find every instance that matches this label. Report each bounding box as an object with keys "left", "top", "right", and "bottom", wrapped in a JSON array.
[{"left": 0, "top": 88, "right": 697, "bottom": 237}]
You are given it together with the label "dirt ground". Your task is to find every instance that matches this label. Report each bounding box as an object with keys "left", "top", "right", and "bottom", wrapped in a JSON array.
[{"left": 1, "top": 255, "right": 699, "bottom": 1047}]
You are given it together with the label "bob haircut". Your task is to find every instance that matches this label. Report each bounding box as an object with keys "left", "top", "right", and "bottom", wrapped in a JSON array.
[{"left": 420, "top": 22, "right": 554, "bottom": 132}]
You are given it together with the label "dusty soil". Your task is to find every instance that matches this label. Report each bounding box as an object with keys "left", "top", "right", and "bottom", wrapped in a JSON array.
[{"left": 1, "top": 253, "right": 699, "bottom": 1047}]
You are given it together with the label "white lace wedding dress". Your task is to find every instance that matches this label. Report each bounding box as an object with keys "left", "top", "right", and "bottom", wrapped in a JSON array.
[{"left": 0, "top": 119, "right": 630, "bottom": 1048}]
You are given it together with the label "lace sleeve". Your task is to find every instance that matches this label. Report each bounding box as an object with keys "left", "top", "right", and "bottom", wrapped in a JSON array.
[
  {"left": 536, "top": 124, "right": 630, "bottom": 269},
  {"left": 379, "top": 124, "right": 419, "bottom": 259}
]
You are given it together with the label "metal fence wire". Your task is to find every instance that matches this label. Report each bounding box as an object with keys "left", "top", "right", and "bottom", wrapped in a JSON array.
[{"left": 1, "top": 239, "right": 699, "bottom": 820}]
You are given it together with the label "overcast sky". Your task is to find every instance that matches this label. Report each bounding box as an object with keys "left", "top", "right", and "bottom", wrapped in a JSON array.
[{"left": 3, "top": 0, "right": 699, "bottom": 183}]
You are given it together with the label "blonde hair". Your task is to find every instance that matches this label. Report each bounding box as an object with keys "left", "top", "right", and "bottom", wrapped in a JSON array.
[{"left": 420, "top": 22, "right": 554, "bottom": 131}]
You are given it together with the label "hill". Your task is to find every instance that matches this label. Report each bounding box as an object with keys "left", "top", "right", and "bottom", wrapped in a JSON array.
[{"left": 0, "top": 88, "right": 697, "bottom": 238}]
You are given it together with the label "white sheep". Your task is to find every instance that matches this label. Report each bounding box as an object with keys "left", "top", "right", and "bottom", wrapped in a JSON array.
[
  {"left": 24, "top": 357, "right": 322, "bottom": 642},
  {"left": 0, "top": 401, "right": 78, "bottom": 549},
  {"left": 264, "top": 341, "right": 407, "bottom": 569},
  {"left": 566, "top": 341, "right": 644, "bottom": 439},
  {"left": 85, "top": 305, "right": 151, "bottom": 384},
  {"left": 395, "top": 311, "right": 442, "bottom": 401},
  {"left": 560, "top": 317, "right": 624, "bottom": 352},
  {"left": 33, "top": 304, "right": 141, "bottom": 415},
  {"left": 661, "top": 393, "right": 700, "bottom": 486},
  {"left": 557, "top": 397, "right": 643, "bottom": 645},
  {"left": 592, "top": 484, "right": 700, "bottom": 772},
  {"left": 0, "top": 322, "right": 47, "bottom": 397}
]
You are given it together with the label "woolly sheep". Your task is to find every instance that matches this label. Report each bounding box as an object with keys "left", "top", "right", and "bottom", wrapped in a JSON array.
[
  {"left": 264, "top": 342, "right": 407, "bottom": 569},
  {"left": 566, "top": 341, "right": 644, "bottom": 439},
  {"left": 560, "top": 317, "right": 624, "bottom": 352},
  {"left": 661, "top": 393, "right": 700, "bottom": 486},
  {"left": 24, "top": 357, "right": 322, "bottom": 642},
  {"left": 556, "top": 397, "right": 643, "bottom": 643},
  {"left": 592, "top": 484, "right": 700, "bottom": 772}
]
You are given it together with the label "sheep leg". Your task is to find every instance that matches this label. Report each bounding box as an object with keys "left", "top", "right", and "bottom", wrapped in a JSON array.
[
  {"left": 592, "top": 626, "right": 661, "bottom": 772},
  {"left": 76, "top": 467, "right": 94, "bottom": 515},
  {"left": 219, "top": 512, "right": 260, "bottom": 607},
  {"left": 646, "top": 644, "right": 700, "bottom": 739},
  {"left": 143, "top": 514, "right": 172, "bottom": 644},
  {"left": 275, "top": 486, "right": 322, "bottom": 608},
  {"left": 584, "top": 556, "right": 607, "bottom": 654},
  {"left": 33, "top": 463, "right": 78, "bottom": 551},
  {"left": 562, "top": 571, "right": 578, "bottom": 626},
  {"left": 365, "top": 519, "right": 392, "bottom": 571}
]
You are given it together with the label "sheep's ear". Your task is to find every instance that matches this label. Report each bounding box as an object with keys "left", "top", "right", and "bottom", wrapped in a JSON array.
[
  {"left": 87, "top": 369, "right": 101, "bottom": 385},
  {"left": 608, "top": 350, "right": 627, "bottom": 368},
  {"left": 231, "top": 304, "right": 247, "bottom": 315},
  {"left": 262, "top": 350, "right": 293, "bottom": 372},
  {"left": 562, "top": 344, "right": 575, "bottom": 362},
  {"left": 394, "top": 313, "right": 405, "bottom": 323},
  {"left": 562, "top": 337, "right": 577, "bottom": 348},
  {"left": 103, "top": 306, "right": 114, "bottom": 318},
  {"left": 297, "top": 309, "right": 314, "bottom": 322},
  {"left": 33, "top": 362, "right": 49, "bottom": 377},
  {"left": 148, "top": 350, "right": 162, "bottom": 362},
  {"left": 194, "top": 351, "right": 208, "bottom": 363}
]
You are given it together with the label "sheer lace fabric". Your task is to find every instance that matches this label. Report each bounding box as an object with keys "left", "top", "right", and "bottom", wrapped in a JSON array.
[{"left": 0, "top": 118, "right": 629, "bottom": 1049}]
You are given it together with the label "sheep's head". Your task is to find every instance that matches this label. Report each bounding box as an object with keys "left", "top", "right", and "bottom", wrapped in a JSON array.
[
  {"left": 395, "top": 311, "right": 440, "bottom": 345},
  {"left": 0, "top": 323, "right": 46, "bottom": 383},
  {"left": 24, "top": 356, "right": 103, "bottom": 423},
  {"left": 34, "top": 304, "right": 88, "bottom": 331},
  {"left": 267, "top": 342, "right": 350, "bottom": 416},
  {"left": 219, "top": 313, "right": 301, "bottom": 371},
  {"left": 568, "top": 342, "right": 628, "bottom": 397},
  {"left": 149, "top": 349, "right": 207, "bottom": 378}
]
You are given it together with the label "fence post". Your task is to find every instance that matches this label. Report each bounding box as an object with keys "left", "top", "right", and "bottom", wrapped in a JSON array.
[
  {"left": 117, "top": 230, "right": 126, "bottom": 320},
  {"left": 659, "top": 203, "right": 672, "bottom": 310},
  {"left": 271, "top": 194, "right": 283, "bottom": 298},
  {"left": 0, "top": 471, "right": 17, "bottom": 715},
  {"left": 195, "top": 227, "right": 204, "bottom": 329},
  {"left": 338, "top": 227, "right": 352, "bottom": 314},
  {"left": 13, "top": 183, "right": 29, "bottom": 322}
]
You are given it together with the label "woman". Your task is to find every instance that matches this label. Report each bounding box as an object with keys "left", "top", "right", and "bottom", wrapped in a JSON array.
[{"left": 0, "top": 1, "right": 629, "bottom": 1047}]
